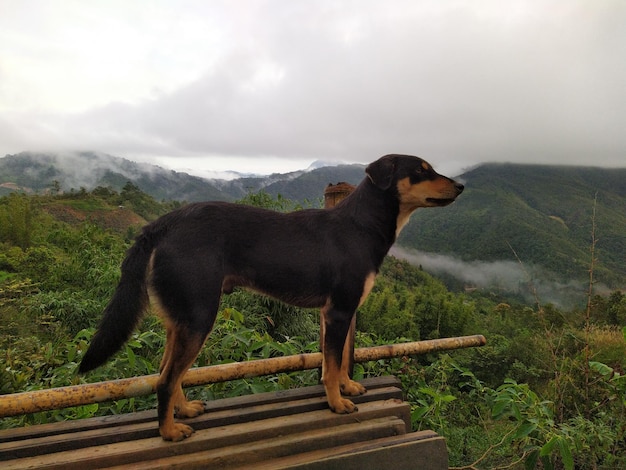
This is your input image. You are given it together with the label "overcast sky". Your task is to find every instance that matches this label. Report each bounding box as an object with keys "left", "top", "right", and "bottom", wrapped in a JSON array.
[{"left": 1, "top": 0, "right": 624, "bottom": 177}]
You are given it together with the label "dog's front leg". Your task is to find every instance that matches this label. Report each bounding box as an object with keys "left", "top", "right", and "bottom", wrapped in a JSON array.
[
  {"left": 339, "top": 315, "right": 366, "bottom": 397},
  {"left": 321, "top": 305, "right": 359, "bottom": 414},
  {"left": 336, "top": 272, "right": 376, "bottom": 397}
]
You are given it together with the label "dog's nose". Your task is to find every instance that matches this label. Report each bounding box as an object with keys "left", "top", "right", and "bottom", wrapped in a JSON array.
[{"left": 455, "top": 182, "right": 464, "bottom": 193}]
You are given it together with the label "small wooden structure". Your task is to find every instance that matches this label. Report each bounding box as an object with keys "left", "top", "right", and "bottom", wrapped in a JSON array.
[
  {"left": 0, "top": 181, "right": 486, "bottom": 467},
  {"left": 323, "top": 182, "right": 356, "bottom": 209},
  {"left": 0, "top": 336, "right": 487, "bottom": 469},
  {"left": 0, "top": 376, "right": 447, "bottom": 469}
]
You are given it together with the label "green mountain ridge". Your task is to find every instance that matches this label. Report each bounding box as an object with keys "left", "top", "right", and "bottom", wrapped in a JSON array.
[
  {"left": 0, "top": 151, "right": 365, "bottom": 202},
  {"left": 0, "top": 152, "right": 234, "bottom": 201},
  {"left": 2, "top": 152, "right": 625, "bottom": 296},
  {"left": 399, "top": 163, "right": 626, "bottom": 292}
]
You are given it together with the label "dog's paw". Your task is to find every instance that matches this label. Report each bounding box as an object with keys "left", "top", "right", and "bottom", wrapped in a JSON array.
[
  {"left": 175, "top": 400, "right": 206, "bottom": 418},
  {"left": 160, "top": 422, "right": 195, "bottom": 442},
  {"left": 329, "top": 397, "right": 358, "bottom": 414},
  {"left": 341, "top": 379, "right": 367, "bottom": 396}
]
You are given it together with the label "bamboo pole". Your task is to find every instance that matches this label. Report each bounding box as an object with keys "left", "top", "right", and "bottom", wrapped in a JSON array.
[{"left": 0, "top": 335, "right": 485, "bottom": 417}]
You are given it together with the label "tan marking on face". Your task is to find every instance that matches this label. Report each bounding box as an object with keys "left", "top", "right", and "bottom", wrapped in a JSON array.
[
  {"left": 359, "top": 272, "right": 377, "bottom": 307},
  {"left": 427, "top": 176, "right": 456, "bottom": 192},
  {"left": 397, "top": 176, "right": 459, "bottom": 205},
  {"left": 395, "top": 175, "right": 461, "bottom": 236},
  {"left": 421, "top": 161, "right": 431, "bottom": 171}
]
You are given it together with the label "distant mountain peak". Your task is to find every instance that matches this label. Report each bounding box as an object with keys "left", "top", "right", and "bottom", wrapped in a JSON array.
[
  {"left": 0, "top": 150, "right": 366, "bottom": 203},
  {"left": 307, "top": 160, "right": 347, "bottom": 171}
]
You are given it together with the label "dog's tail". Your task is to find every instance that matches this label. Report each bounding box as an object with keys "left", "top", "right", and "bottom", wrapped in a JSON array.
[{"left": 78, "top": 231, "right": 154, "bottom": 373}]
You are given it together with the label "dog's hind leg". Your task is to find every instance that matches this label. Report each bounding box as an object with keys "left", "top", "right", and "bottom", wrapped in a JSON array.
[
  {"left": 156, "top": 311, "right": 206, "bottom": 423},
  {"left": 157, "top": 321, "right": 209, "bottom": 441},
  {"left": 156, "top": 284, "right": 221, "bottom": 441},
  {"left": 167, "top": 329, "right": 207, "bottom": 421}
]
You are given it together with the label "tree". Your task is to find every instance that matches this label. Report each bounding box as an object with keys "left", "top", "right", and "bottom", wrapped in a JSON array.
[
  {"left": 607, "top": 291, "right": 626, "bottom": 326},
  {"left": 118, "top": 181, "right": 162, "bottom": 220},
  {"left": 0, "top": 194, "right": 34, "bottom": 249},
  {"left": 50, "top": 180, "right": 61, "bottom": 196}
]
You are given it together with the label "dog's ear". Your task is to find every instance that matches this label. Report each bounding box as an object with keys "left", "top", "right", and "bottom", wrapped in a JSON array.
[{"left": 366, "top": 155, "right": 396, "bottom": 190}]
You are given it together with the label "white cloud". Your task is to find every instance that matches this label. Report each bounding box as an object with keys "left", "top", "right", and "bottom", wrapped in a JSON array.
[
  {"left": 1, "top": 0, "right": 625, "bottom": 174},
  {"left": 389, "top": 246, "right": 594, "bottom": 309}
]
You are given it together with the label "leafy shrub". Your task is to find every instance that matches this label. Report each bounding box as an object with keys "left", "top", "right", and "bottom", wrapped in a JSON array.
[{"left": 2, "top": 188, "right": 626, "bottom": 467}]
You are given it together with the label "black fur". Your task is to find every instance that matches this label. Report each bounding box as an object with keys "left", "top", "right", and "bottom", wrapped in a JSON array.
[{"left": 79, "top": 154, "right": 463, "bottom": 441}]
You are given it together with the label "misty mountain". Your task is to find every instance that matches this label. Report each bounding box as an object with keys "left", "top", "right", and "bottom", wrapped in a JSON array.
[
  {"left": 0, "top": 151, "right": 365, "bottom": 202},
  {"left": 2, "top": 151, "right": 625, "bottom": 303},
  {"left": 398, "top": 163, "right": 626, "bottom": 296},
  {"left": 0, "top": 152, "right": 227, "bottom": 201},
  {"left": 211, "top": 164, "right": 364, "bottom": 202}
]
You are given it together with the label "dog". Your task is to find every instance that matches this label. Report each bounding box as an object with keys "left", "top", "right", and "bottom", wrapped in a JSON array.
[{"left": 79, "top": 154, "right": 464, "bottom": 441}]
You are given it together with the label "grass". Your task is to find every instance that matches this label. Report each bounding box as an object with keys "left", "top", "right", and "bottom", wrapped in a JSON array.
[
  {"left": 587, "top": 325, "right": 626, "bottom": 369},
  {"left": 58, "top": 198, "right": 112, "bottom": 211}
]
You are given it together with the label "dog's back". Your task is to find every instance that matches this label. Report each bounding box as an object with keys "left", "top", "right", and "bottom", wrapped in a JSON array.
[{"left": 79, "top": 154, "right": 464, "bottom": 441}]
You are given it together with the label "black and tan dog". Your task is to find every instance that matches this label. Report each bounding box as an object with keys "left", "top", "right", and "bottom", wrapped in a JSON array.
[{"left": 79, "top": 154, "right": 463, "bottom": 441}]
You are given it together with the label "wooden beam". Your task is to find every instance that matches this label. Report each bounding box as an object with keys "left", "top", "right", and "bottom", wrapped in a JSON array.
[{"left": 0, "top": 335, "right": 486, "bottom": 417}]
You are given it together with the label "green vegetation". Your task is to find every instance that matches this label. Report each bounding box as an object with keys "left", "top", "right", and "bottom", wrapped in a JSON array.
[
  {"left": 3, "top": 151, "right": 626, "bottom": 291},
  {"left": 1, "top": 188, "right": 625, "bottom": 468},
  {"left": 400, "top": 163, "right": 626, "bottom": 289}
]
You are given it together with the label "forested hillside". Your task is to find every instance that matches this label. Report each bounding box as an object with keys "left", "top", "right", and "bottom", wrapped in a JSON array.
[
  {"left": 3, "top": 151, "right": 625, "bottom": 297},
  {"left": 0, "top": 151, "right": 365, "bottom": 202},
  {"left": 399, "top": 163, "right": 626, "bottom": 290},
  {"left": 0, "top": 152, "right": 229, "bottom": 201},
  {"left": 1, "top": 187, "right": 626, "bottom": 468}
]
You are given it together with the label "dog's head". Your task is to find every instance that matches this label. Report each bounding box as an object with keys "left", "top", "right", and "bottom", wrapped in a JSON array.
[{"left": 366, "top": 154, "right": 464, "bottom": 208}]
